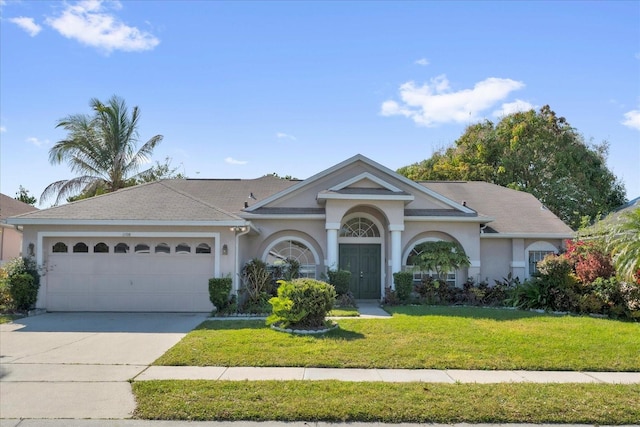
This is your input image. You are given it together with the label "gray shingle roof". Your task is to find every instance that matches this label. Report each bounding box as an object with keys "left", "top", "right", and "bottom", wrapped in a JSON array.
[
  {"left": 421, "top": 181, "right": 573, "bottom": 235},
  {"left": 8, "top": 175, "right": 572, "bottom": 236}
]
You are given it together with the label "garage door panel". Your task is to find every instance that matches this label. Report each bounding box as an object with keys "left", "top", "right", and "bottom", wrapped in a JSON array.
[{"left": 45, "top": 238, "right": 215, "bottom": 312}]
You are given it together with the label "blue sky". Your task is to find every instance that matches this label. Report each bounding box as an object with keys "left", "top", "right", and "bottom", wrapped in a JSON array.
[{"left": 1, "top": 0, "right": 639, "bottom": 208}]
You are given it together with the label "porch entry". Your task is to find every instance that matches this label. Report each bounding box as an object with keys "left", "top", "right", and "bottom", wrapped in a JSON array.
[{"left": 339, "top": 244, "right": 381, "bottom": 299}]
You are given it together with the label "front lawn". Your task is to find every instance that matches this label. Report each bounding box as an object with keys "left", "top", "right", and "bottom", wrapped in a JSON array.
[
  {"left": 133, "top": 381, "right": 640, "bottom": 424},
  {"left": 155, "top": 306, "right": 640, "bottom": 371}
]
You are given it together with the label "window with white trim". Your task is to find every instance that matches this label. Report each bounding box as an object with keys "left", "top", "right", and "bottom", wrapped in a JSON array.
[
  {"left": 528, "top": 250, "right": 555, "bottom": 276},
  {"left": 266, "top": 239, "right": 317, "bottom": 278},
  {"left": 405, "top": 242, "right": 457, "bottom": 286},
  {"left": 340, "top": 217, "right": 380, "bottom": 237}
]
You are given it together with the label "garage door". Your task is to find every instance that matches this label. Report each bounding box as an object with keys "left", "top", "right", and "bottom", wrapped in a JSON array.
[{"left": 45, "top": 237, "right": 215, "bottom": 312}]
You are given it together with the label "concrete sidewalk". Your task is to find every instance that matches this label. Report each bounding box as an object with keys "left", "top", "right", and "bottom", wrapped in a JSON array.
[{"left": 135, "top": 365, "right": 640, "bottom": 384}]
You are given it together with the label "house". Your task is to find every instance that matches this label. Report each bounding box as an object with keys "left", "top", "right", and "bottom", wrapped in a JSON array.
[
  {"left": 7, "top": 154, "right": 573, "bottom": 312},
  {"left": 0, "top": 193, "right": 38, "bottom": 266}
]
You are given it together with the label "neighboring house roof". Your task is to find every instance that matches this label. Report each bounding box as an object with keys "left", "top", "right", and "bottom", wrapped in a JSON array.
[
  {"left": 422, "top": 181, "right": 573, "bottom": 236},
  {"left": 0, "top": 193, "right": 38, "bottom": 222}
]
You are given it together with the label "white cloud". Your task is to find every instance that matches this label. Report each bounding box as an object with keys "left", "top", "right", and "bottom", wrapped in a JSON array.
[
  {"left": 0, "top": 126, "right": 6, "bottom": 133},
  {"left": 9, "top": 17, "right": 43, "bottom": 36},
  {"left": 26, "top": 137, "right": 49, "bottom": 147},
  {"left": 46, "top": 0, "right": 159, "bottom": 53},
  {"left": 381, "top": 74, "right": 525, "bottom": 127},
  {"left": 414, "top": 58, "right": 429, "bottom": 66},
  {"left": 276, "top": 132, "right": 297, "bottom": 141},
  {"left": 622, "top": 110, "right": 640, "bottom": 131},
  {"left": 225, "top": 157, "right": 248, "bottom": 165},
  {"left": 493, "top": 99, "right": 536, "bottom": 117}
]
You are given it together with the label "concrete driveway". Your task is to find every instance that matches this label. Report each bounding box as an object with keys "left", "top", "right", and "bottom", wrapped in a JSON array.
[{"left": 0, "top": 312, "right": 207, "bottom": 419}]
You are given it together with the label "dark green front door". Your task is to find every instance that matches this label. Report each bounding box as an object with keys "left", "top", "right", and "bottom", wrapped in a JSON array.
[{"left": 339, "top": 244, "right": 381, "bottom": 299}]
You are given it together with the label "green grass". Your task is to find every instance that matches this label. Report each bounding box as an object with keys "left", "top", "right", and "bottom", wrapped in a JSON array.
[
  {"left": 328, "top": 307, "right": 359, "bottom": 317},
  {"left": 154, "top": 306, "right": 640, "bottom": 371},
  {"left": 133, "top": 380, "right": 640, "bottom": 424},
  {"left": 0, "top": 313, "right": 23, "bottom": 324}
]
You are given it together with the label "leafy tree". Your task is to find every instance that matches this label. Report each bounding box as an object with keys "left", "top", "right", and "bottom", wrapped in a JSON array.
[
  {"left": 606, "top": 208, "right": 640, "bottom": 284},
  {"left": 408, "top": 241, "right": 470, "bottom": 283},
  {"left": 15, "top": 186, "right": 37, "bottom": 205},
  {"left": 397, "top": 105, "right": 626, "bottom": 229},
  {"left": 41, "top": 95, "right": 163, "bottom": 205}
]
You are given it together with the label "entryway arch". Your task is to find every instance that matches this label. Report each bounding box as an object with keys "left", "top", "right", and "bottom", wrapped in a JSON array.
[{"left": 338, "top": 211, "right": 385, "bottom": 299}]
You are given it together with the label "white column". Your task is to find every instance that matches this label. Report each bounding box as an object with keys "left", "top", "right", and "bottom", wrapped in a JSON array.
[
  {"left": 389, "top": 225, "right": 403, "bottom": 288},
  {"left": 326, "top": 223, "right": 340, "bottom": 270}
]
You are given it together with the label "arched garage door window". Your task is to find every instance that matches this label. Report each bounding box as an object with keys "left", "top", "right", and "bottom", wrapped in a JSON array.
[{"left": 265, "top": 239, "right": 318, "bottom": 279}]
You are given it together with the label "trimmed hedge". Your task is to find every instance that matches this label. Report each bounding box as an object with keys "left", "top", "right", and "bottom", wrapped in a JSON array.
[{"left": 267, "top": 278, "right": 336, "bottom": 329}]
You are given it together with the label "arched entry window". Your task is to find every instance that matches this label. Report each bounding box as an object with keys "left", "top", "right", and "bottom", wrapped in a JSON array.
[
  {"left": 265, "top": 239, "right": 317, "bottom": 278},
  {"left": 340, "top": 217, "right": 380, "bottom": 237}
]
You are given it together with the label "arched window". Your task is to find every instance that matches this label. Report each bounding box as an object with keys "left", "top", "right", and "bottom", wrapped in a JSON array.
[
  {"left": 52, "top": 242, "right": 68, "bottom": 253},
  {"left": 135, "top": 243, "right": 150, "bottom": 254},
  {"left": 94, "top": 242, "right": 109, "bottom": 253},
  {"left": 266, "top": 239, "right": 317, "bottom": 278},
  {"left": 405, "top": 240, "right": 458, "bottom": 286},
  {"left": 340, "top": 217, "right": 380, "bottom": 237},
  {"left": 73, "top": 242, "right": 89, "bottom": 253},
  {"left": 155, "top": 243, "right": 170, "bottom": 254},
  {"left": 114, "top": 243, "right": 129, "bottom": 254},
  {"left": 176, "top": 243, "right": 191, "bottom": 254},
  {"left": 196, "top": 243, "right": 211, "bottom": 254}
]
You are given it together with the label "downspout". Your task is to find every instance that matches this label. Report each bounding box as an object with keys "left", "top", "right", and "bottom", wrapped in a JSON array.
[{"left": 233, "top": 225, "right": 251, "bottom": 294}]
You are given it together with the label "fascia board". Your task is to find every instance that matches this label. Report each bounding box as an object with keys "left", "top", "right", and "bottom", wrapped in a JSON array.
[
  {"left": 6, "top": 219, "right": 250, "bottom": 227},
  {"left": 404, "top": 216, "right": 494, "bottom": 223},
  {"left": 480, "top": 233, "right": 574, "bottom": 239},
  {"left": 240, "top": 214, "right": 326, "bottom": 220}
]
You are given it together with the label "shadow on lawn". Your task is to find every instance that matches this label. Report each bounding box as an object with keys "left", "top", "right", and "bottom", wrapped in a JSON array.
[
  {"left": 194, "top": 319, "right": 366, "bottom": 340},
  {"left": 386, "top": 305, "right": 552, "bottom": 321}
]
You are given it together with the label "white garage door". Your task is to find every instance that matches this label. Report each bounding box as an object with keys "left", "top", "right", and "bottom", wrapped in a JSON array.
[{"left": 45, "top": 237, "right": 215, "bottom": 312}]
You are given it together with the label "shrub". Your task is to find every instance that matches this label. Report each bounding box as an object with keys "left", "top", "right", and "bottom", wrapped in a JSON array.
[
  {"left": 565, "top": 239, "right": 615, "bottom": 284},
  {"left": 0, "top": 268, "right": 13, "bottom": 308},
  {"left": 267, "top": 278, "right": 336, "bottom": 329},
  {"left": 208, "top": 277, "right": 232, "bottom": 312},
  {"left": 3, "top": 257, "right": 40, "bottom": 311},
  {"left": 393, "top": 271, "right": 414, "bottom": 303},
  {"left": 326, "top": 269, "right": 351, "bottom": 296},
  {"left": 9, "top": 273, "right": 38, "bottom": 310},
  {"left": 240, "top": 259, "right": 272, "bottom": 313}
]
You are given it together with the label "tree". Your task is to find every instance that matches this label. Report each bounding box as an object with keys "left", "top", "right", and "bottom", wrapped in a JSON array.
[
  {"left": 397, "top": 106, "right": 626, "bottom": 229},
  {"left": 408, "top": 241, "right": 470, "bottom": 283},
  {"left": 41, "top": 95, "right": 163, "bottom": 205},
  {"left": 606, "top": 208, "right": 640, "bottom": 283},
  {"left": 15, "top": 186, "right": 37, "bottom": 205}
]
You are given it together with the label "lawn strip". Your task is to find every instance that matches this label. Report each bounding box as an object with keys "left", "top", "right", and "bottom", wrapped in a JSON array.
[
  {"left": 154, "top": 306, "right": 640, "bottom": 371},
  {"left": 132, "top": 380, "right": 640, "bottom": 424}
]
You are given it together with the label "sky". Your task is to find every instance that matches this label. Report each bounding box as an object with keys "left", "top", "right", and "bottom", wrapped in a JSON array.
[{"left": 1, "top": 0, "right": 639, "bottom": 209}]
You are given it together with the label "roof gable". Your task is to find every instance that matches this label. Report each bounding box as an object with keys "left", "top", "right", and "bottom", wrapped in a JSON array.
[{"left": 246, "top": 154, "right": 474, "bottom": 214}]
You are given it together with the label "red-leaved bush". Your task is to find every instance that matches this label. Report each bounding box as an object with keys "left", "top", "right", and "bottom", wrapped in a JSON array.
[{"left": 564, "top": 239, "right": 615, "bottom": 285}]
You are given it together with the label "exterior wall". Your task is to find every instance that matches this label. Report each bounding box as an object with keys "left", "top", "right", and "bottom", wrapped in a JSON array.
[
  {"left": 479, "top": 239, "right": 512, "bottom": 284},
  {"left": 402, "top": 221, "right": 481, "bottom": 286},
  {"left": 0, "top": 225, "right": 24, "bottom": 265}
]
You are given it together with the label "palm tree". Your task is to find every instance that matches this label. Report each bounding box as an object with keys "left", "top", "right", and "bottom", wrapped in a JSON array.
[
  {"left": 607, "top": 207, "right": 640, "bottom": 283},
  {"left": 41, "top": 95, "right": 163, "bottom": 205}
]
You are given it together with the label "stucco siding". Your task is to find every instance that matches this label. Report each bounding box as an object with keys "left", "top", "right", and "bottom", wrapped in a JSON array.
[{"left": 479, "top": 239, "right": 512, "bottom": 284}]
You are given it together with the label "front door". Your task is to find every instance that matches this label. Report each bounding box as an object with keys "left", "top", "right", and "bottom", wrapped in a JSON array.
[{"left": 339, "top": 244, "right": 381, "bottom": 299}]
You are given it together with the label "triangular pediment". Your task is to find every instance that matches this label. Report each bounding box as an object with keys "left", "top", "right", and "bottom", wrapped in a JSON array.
[{"left": 244, "top": 154, "right": 476, "bottom": 216}]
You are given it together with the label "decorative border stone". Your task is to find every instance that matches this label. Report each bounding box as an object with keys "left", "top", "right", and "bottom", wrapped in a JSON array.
[{"left": 270, "top": 321, "right": 339, "bottom": 335}]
